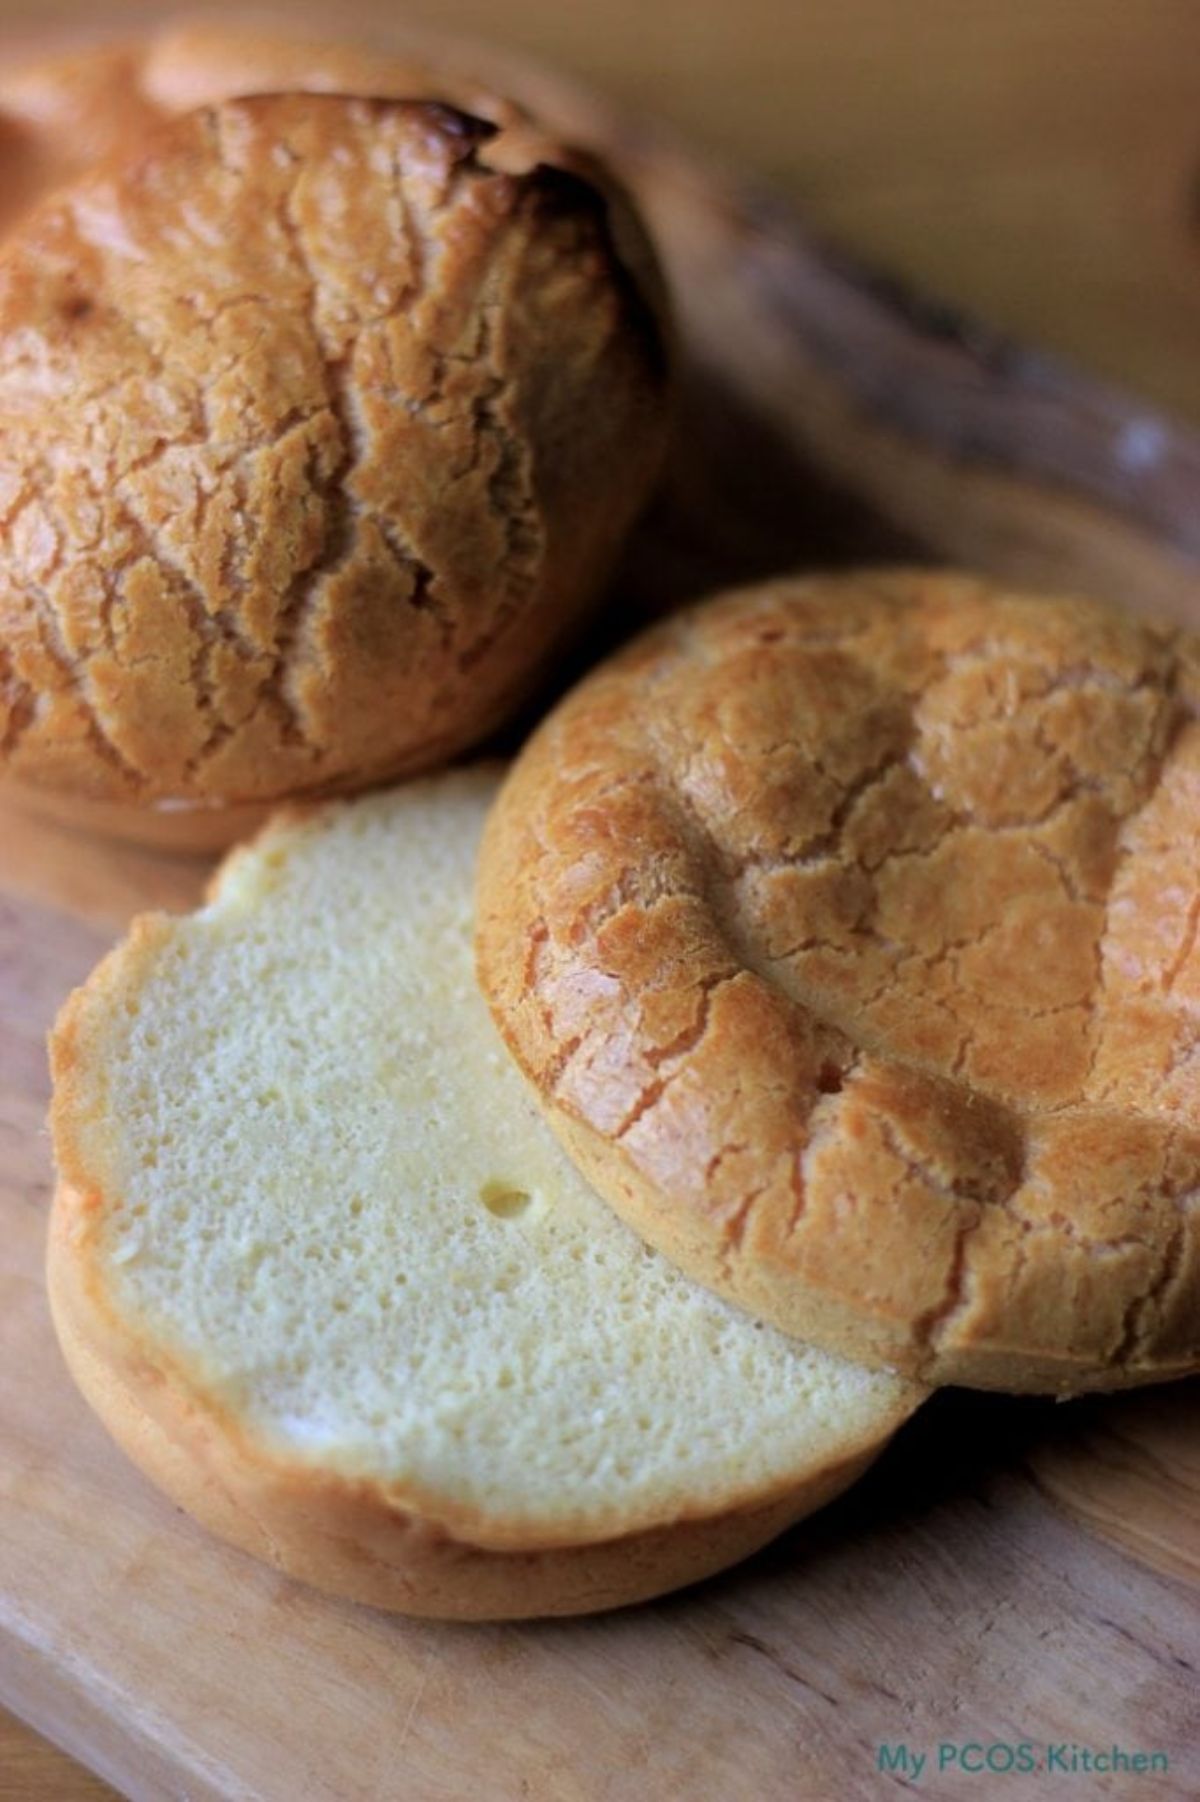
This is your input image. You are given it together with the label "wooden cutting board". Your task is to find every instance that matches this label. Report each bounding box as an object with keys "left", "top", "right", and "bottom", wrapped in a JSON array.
[{"left": 2, "top": 21, "right": 1199, "bottom": 1802}]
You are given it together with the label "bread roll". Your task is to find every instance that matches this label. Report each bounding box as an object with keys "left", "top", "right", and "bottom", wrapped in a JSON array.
[
  {"left": 477, "top": 570, "right": 1200, "bottom": 1394},
  {"left": 0, "top": 54, "right": 669, "bottom": 847},
  {"left": 48, "top": 770, "right": 919, "bottom": 1618}
]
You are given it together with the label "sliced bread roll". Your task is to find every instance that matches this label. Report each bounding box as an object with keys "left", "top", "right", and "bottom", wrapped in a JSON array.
[
  {"left": 476, "top": 572, "right": 1200, "bottom": 1395},
  {"left": 48, "top": 770, "right": 921, "bottom": 1619}
]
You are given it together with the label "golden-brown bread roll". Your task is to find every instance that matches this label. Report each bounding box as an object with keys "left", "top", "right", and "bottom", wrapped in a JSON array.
[
  {"left": 0, "top": 41, "right": 669, "bottom": 847},
  {"left": 476, "top": 569, "right": 1200, "bottom": 1396}
]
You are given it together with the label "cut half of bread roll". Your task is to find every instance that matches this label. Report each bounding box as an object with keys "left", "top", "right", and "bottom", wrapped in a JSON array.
[
  {"left": 48, "top": 770, "right": 921, "bottom": 1619},
  {"left": 476, "top": 571, "right": 1200, "bottom": 1395}
]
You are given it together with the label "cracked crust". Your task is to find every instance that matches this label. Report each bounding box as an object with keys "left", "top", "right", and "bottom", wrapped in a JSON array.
[
  {"left": 477, "top": 569, "right": 1200, "bottom": 1394},
  {"left": 0, "top": 74, "right": 668, "bottom": 842}
]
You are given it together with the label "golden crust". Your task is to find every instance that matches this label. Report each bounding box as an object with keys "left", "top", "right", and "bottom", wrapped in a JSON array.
[
  {"left": 476, "top": 569, "right": 1200, "bottom": 1395},
  {"left": 0, "top": 48, "right": 668, "bottom": 839},
  {"left": 44, "top": 833, "right": 914, "bottom": 1619}
]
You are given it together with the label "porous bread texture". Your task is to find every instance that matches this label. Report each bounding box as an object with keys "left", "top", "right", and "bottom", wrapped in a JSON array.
[
  {"left": 48, "top": 770, "right": 918, "bottom": 1619},
  {"left": 476, "top": 569, "right": 1200, "bottom": 1395},
  {"left": 0, "top": 73, "right": 668, "bottom": 840}
]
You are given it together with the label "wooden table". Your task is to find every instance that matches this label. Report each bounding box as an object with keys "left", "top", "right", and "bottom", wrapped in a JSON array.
[{"left": 2, "top": 3, "right": 1198, "bottom": 1797}]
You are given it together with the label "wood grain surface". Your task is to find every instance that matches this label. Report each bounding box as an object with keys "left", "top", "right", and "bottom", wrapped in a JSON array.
[
  {"left": 0, "top": 1714, "right": 113, "bottom": 1802},
  {"left": 2, "top": 5, "right": 1199, "bottom": 1799}
]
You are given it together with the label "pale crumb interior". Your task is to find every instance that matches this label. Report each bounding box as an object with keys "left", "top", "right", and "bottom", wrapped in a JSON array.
[{"left": 73, "top": 771, "right": 910, "bottom": 1532}]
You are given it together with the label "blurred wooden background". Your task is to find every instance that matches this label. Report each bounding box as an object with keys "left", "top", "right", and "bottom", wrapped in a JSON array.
[{"left": 1, "top": 1, "right": 1197, "bottom": 1795}]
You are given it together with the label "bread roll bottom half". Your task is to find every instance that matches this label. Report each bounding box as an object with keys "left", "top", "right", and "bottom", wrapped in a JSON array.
[{"left": 48, "top": 770, "right": 921, "bottom": 1619}]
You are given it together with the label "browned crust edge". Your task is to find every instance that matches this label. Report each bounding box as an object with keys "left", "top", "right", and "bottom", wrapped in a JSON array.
[
  {"left": 541, "top": 1096, "right": 1200, "bottom": 1398},
  {"left": 43, "top": 799, "right": 919, "bottom": 1618},
  {"left": 47, "top": 1197, "right": 894, "bottom": 1619}
]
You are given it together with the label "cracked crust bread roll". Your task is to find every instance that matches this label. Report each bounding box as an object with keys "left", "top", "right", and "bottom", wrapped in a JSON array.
[
  {"left": 477, "top": 570, "right": 1200, "bottom": 1396},
  {"left": 47, "top": 770, "right": 920, "bottom": 1620},
  {"left": 0, "top": 72, "right": 669, "bottom": 849}
]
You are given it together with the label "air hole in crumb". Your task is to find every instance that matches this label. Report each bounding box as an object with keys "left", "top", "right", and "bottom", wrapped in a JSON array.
[
  {"left": 61, "top": 294, "right": 94, "bottom": 322},
  {"left": 479, "top": 1180, "right": 532, "bottom": 1220},
  {"left": 817, "top": 1061, "right": 843, "bottom": 1095}
]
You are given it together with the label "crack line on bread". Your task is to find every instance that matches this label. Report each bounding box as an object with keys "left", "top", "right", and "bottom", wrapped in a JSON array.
[
  {"left": 108, "top": 490, "right": 238, "bottom": 774},
  {"left": 912, "top": 1205, "right": 988, "bottom": 1361},
  {"left": 252, "top": 156, "right": 362, "bottom": 754},
  {"left": 21, "top": 574, "right": 146, "bottom": 787},
  {"left": 722, "top": 1179, "right": 771, "bottom": 1260},
  {"left": 0, "top": 641, "right": 38, "bottom": 761},
  {"left": 1162, "top": 892, "right": 1200, "bottom": 998},
  {"left": 609, "top": 971, "right": 743, "bottom": 1140},
  {"left": 451, "top": 289, "right": 546, "bottom": 672}
]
